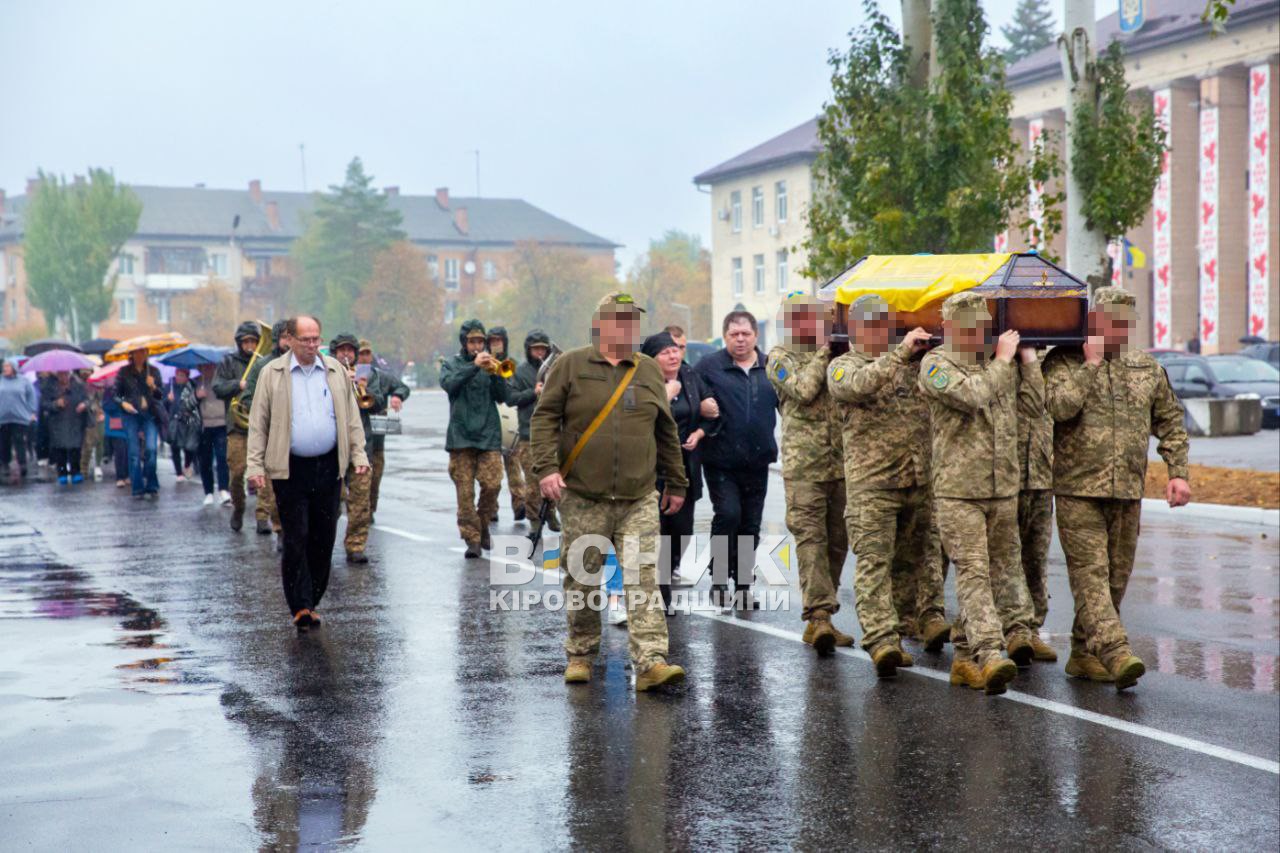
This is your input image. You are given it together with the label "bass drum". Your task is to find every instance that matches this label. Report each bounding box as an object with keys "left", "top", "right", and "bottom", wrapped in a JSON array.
[{"left": 498, "top": 403, "right": 519, "bottom": 454}]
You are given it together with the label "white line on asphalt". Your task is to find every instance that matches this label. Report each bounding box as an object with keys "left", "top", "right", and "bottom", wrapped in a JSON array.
[{"left": 370, "top": 524, "right": 1280, "bottom": 777}]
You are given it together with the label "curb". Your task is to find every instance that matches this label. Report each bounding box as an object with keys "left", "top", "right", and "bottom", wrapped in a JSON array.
[{"left": 1141, "top": 498, "right": 1279, "bottom": 528}]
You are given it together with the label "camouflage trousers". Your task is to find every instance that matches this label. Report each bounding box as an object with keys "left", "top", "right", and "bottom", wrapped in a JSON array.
[
  {"left": 80, "top": 420, "right": 102, "bottom": 475},
  {"left": 936, "top": 496, "right": 1034, "bottom": 664},
  {"left": 784, "top": 478, "right": 848, "bottom": 621},
  {"left": 1055, "top": 495, "right": 1141, "bottom": 667},
  {"left": 227, "top": 431, "right": 272, "bottom": 522},
  {"left": 559, "top": 489, "right": 668, "bottom": 673},
  {"left": 1019, "top": 489, "right": 1054, "bottom": 629},
  {"left": 258, "top": 476, "right": 281, "bottom": 531},
  {"left": 343, "top": 465, "right": 373, "bottom": 554},
  {"left": 448, "top": 448, "right": 502, "bottom": 546},
  {"left": 369, "top": 447, "right": 385, "bottom": 515},
  {"left": 848, "top": 485, "right": 943, "bottom": 651},
  {"left": 502, "top": 444, "right": 526, "bottom": 515}
]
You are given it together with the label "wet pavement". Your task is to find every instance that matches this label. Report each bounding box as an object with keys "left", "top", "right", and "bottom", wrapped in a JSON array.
[{"left": 1, "top": 390, "right": 1277, "bottom": 850}]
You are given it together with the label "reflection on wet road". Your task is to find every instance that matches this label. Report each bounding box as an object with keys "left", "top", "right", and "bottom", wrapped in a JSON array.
[{"left": 1, "top": 391, "right": 1277, "bottom": 849}]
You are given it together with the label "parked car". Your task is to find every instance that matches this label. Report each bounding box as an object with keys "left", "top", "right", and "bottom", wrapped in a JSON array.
[
  {"left": 1162, "top": 355, "right": 1280, "bottom": 429},
  {"left": 685, "top": 341, "right": 716, "bottom": 368},
  {"left": 1147, "top": 348, "right": 1188, "bottom": 363},
  {"left": 1239, "top": 340, "right": 1280, "bottom": 369}
]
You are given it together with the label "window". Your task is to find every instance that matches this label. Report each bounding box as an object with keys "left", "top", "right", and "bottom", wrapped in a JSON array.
[
  {"left": 117, "top": 253, "right": 135, "bottom": 276},
  {"left": 444, "top": 258, "right": 460, "bottom": 290},
  {"left": 155, "top": 296, "right": 170, "bottom": 324},
  {"left": 752, "top": 186, "right": 764, "bottom": 228},
  {"left": 731, "top": 257, "right": 743, "bottom": 296},
  {"left": 118, "top": 296, "right": 137, "bottom": 324},
  {"left": 730, "top": 191, "right": 742, "bottom": 233},
  {"left": 427, "top": 254, "right": 440, "bottom": 279},
  {"left": 209, "top": 253, "right": 227, "bottom": 277},
  {"left": 483, "top": 260, "right": 497, "bottom": 281},
  {"left": 444, "top": 300, "right": 457, "bottom": 323},
  {"left": 145, "top": 246, "right": 207, "bottom": 275},
  {"left": 775, "top": 180, "right": 788, "bottom": 223},
  {"left": 753, "top": 254, "right": 765, "bottom": 293},
  {"left": 776, "top": 249, "right": 789, "bottom": 292}
]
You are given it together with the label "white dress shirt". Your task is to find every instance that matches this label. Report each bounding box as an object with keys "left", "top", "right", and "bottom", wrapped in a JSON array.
[{"left": 288, "top": 352, "right": 337, "bottom": 457}]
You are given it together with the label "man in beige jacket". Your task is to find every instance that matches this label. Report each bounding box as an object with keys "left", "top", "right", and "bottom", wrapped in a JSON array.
[{"left": 247, "top": 315, "right": 369, "bottom": 629}]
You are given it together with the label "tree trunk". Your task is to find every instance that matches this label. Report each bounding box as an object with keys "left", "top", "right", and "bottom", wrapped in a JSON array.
[
  {"left": 902, "top": 0, "right": 934, "bottom": 89},
  {"left": 1059, "top": 0, "right": 1109, "bottom": 290}
]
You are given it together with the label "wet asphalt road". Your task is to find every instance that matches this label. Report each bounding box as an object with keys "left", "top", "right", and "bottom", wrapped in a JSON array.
[{"left": 1, "top": 390, "right": 1277, "bottom": 851}]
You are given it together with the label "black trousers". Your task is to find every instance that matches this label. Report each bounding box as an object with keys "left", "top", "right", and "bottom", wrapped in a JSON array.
[
  {"left": 273, "top": 448, "right": 341, "bottom": 616},
  {"left": 658, "top": 493, "right": 697, "bottom": 608},
  {"left": 0, "top": 424, "right": 28, "bottom": 474},
  {"left": 704, "top": 464, "right": 770, "bottom": 591},
  {"left": 51, "top": 447, "right": 81, "bottom": 478}
]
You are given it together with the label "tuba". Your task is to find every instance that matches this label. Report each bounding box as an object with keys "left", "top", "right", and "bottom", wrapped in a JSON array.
[
  {"left": 229, "top": 320, "right": 272, "bottom": 431},
  {"left": 534, "top": 342, "right": 563, "bottom": 385}
]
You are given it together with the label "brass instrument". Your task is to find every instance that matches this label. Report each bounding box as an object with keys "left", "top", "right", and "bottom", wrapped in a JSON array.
[
  {"left": 480, "top": 355, "right": 517, "bottom": 380},
  {"left": 228, "top": 320, "right": 272, "bottom": 431},
  {"left": 534, "top": 342, "right": 563, "bottom": 385},
  {"left": 339, "top": 353, "right": 377, "bottom": 410}
]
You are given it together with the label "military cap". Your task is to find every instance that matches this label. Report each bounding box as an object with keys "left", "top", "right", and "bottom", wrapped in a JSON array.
[
  {"left": 1091, "top": 286, "right": 1137, "bottom": 309},
  {"left": 941, "top": 291, "right": 991, "bottom": 325},
  {"left": 849, "top": 293, "right": 890, "bottom": 322},
  {"left": 358, "top": 338, "right": 373, "bottom": 353},
  {"left": 597, "top": 291, "right": 646, "bottom": 313}
]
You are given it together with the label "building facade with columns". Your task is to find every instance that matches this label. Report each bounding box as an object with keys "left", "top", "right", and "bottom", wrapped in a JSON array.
[
  {"left": 1005, "top": 0, "right": 1279, "bottom": 351},
  {"left": 0, "top": 180, "right": 615, "bottom": 348},
  {"left": 693, "top": 118, "right": 820, "bottom": 345}
]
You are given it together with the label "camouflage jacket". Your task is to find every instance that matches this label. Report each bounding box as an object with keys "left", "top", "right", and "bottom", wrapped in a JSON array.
[
  {"left": 1042, "top": 347, "right": 1189, "bottom": 499},
  {"left": 767, "top": 345, "right": 843, "bottom": 482},
  {"left": 826, "top": 340, "right": 930, "bottom": 491},
  {"left": 918, "top": 348, "right": 1042, "bottom": 500},
  {"left": 1017, "top": 360, "right": 1054, "bottom": 491}
]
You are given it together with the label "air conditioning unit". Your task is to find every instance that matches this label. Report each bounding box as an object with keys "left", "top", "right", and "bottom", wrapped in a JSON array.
[{"left": 717, "top": 209, "right": 730, "bottom": 221}]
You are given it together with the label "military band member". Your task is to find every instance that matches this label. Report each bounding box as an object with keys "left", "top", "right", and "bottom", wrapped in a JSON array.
[
  {"left": 241, "top": 319, "right": 289, "bottom": 539},
  {"left": 1043, "top": 286, "right": 1190, "bottom": 691},
  {"left": 507, "top": 329, "right": 558, "bottom": 530},
  {"left": 357, "top": 338, "right": 409, "bottom": 519},
  {"left": 487, "top": 326, "right": 526, "bottom": 522},
  {"left": 214, "top": 321, "right": 265, "bottom": 531},
  {"left": 531, "top": 292, "right": 687, "bottom": 691},
  {"left": 767, "top": 293, "right": 851, "bottom": 656},
  {"left": 828, "top": 295, "right": 946, "bottom": 677},
  {"left": 331, "top": 334, "right": 381, "bottom": 564},
  {"left": 918, "top": 291, "right": 1039, "bottom": 696}
]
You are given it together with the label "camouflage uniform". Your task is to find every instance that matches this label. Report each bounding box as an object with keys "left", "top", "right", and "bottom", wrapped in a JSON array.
[
  {"left": 511, "top": 442, "right": 543, "bottom": 519},
  {"left": 502, "top": 443, "right": 526, "bottom": 516},
  {"left": 80, "top": 387, "right": 102, "bottom": 475},
  {"left": 1043, "top": 287, "right": 1189, "bottom": 668},
  {"left": 767, "top": 343, "right": 847, "bottom": 621},
  {"left": 343, "top": 467, "right": 374, "bottom": 554},
  {"left": 827, "top": 335, "right": 941, "bottom": 652},
  {"left": 918, "top": 294, "right": 1037, "bottom": 665},
  {"left": 530, "top": 338, "right": 688, "bottom": 675},
  {"left": 448, "top": 449, "right": 503, "bottom": 545},
  {"left": 1016, "top": 363, "right": 1055, "bottom": 628}
]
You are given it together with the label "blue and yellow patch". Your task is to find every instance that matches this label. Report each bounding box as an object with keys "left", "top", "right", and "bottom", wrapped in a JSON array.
[
  {"left": 775, "top": 365, "right": 788, "bottom": 380},
  {"left": 831, "top": 366, "right": 845, "bottom": 381}
]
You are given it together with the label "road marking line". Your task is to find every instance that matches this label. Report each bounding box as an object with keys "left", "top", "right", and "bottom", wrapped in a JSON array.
[{"left": 371, "top": 524, "right": 1280, "bottom": 776}]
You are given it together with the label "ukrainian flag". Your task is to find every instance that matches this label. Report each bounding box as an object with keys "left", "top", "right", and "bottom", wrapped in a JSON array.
[{"left": 1124, "top": 239, "right": 1146, "bottom": 269}]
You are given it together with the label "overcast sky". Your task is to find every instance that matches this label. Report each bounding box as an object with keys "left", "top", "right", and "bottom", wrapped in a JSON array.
[{"left": 3, "top": 0, "right": 1067, "bottom": 273}]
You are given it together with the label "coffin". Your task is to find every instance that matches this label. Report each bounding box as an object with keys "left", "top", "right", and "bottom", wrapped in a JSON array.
[{"left": 817, "top": 252, "right": 1089, "bottom": 349}]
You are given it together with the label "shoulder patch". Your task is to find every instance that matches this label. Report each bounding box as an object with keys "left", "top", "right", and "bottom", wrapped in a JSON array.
[
  {"left": 775, "top": 364, "right": 788, "bottom": 380},
  {"left": 930, "top": 369, "right": 949, "bottom": 389},
  {"left": 830, "top": 366, "right": 845, "bottom": 381}
]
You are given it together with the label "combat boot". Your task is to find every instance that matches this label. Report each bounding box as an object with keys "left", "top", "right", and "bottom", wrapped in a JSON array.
[
  {"left": 831, "top": 625, "right": 855, "bottom": 648},
  {"left": 897, "top": 645, "right": 915, "bottom": 668},
  {"left": 480, "top": 527, "right": 492, "bottom": 551},
  {"left": 635, "top": 662, "right": 686, "bottom": 692},
  {"left": 1064, "top": 650, "right": 1114, "bottom": 682},
  {"left": 920, "top": 617, "right": 951, "bottom": 653},
  {"left": 1007, "top": 634, "right": 1035, "bottom": 668},
  {"left": 807, "top": 611, "right": 837, "bottom": 656},
  {"left": 1030, "top": 634, "right": 1058, "bottom": 662},
  {"left": 1109, "top": 654, "right": 1146, "bottom": 692},
  {"left": 464, "top": 540, "right": 482, "bottom": 559},
  {"left": 981, "top": 656, "right": 1018, "bottom": 695},
  {"left": 564, "top": 658, "right": 592, "bottom": 684},
  {"left": 870, "top": 643, "right": 903, "bottom": 678},
  {"left": 950, "top": 659, "right": 985, "bottom": 690}
]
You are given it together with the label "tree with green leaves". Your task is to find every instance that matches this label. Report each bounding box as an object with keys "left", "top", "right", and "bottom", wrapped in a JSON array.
[
  {"left": 289, "top": 157, "right": 405, "bottom": 331},
  {"left": 487, "top": 241, "right": 613, "bottom": 350},
  {"left": 1001, "top": 0, "right": 1056, "bottom": 63},
  {"left": 23, "top": 169, "right": 142, "bottom": 341},
  {"left": 803, "top": 0, "right": 1059, "bottom": 279},
  {"left": 625, "top": 230, "right": 712, "bottom": 338}
]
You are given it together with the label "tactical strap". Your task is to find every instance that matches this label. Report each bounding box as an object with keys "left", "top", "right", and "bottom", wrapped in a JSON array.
[{"left": 560, "top": 363, "right": 638, "bottom": 477}]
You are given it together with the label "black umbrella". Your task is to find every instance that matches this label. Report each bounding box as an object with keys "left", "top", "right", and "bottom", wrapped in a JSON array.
[
  {"left": 23, "top": 338, "right": 83, "bottom": 356},
  {"left": 79, "top": 337, "right": 118, "bottom": 356}
]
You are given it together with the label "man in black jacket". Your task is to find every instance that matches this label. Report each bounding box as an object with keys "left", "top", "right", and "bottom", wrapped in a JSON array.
[
  {"left": 113, "top": 347, "right": 164, "bottom": 498},
  {"left": 506, "top": 329, "right": 558, "bottom": 530},
  {"left": 695, "top": 311, "right": 779, "bottom": 608},
  {"left": 213, "top": 320, "right": 263, "bottom": 531}
]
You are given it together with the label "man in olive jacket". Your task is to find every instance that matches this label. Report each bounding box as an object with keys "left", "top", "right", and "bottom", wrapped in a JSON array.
[
  {"left": 440, "top": 319, "right": 509, "bottom": 557},
  {"left": 531, "top": 292, "right": 688, "bottom": 692}
]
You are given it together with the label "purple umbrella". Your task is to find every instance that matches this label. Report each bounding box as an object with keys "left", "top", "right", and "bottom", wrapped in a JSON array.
[{"left": 19, "top": 349, "right": 96, "bottom": 374}]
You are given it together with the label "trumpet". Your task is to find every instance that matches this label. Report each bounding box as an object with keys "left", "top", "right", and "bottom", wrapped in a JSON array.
[
  {"left": 479, "top": 354, "right": 517, "bottom": 379},
  {"left": 340, "top": 354, "right": 377, "bottom": 410}
]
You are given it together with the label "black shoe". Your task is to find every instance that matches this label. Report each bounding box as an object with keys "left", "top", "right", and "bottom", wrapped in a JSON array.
[
  {"left": 347, "top": 550, "right": 369, "bottom": 564},
  {"left": 734, "top": 588, "right": 760, "bottom": 610},
  {"left": 547, "top": 513, "right": 561, "bottom": 532},
  {"left": 230, "top": 509, "right": 244, "bottom": 532},
  {"left": 275, "top": 537, "right": 284, "bottom": 553},
  {"left": 710, "top": 586, "right": 727, "bottom": 608},
  {"left": 464, "top": 542, "right": 482, "bottom": 558},
  {"left": 256, "top": 518, "right": 272, "bottom": 535},
  {"left": 513, "top": 506, "right": 526, "bottom": 522},
  {"left": 480, "top": 527, "right": 492, "bottom": 551}
]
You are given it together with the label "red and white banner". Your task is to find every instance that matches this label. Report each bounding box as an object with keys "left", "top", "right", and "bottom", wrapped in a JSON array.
[
  {"left": 1108, "top": 239, "right": 1124, "bottom": 286},
  {"left": 1028, "top": 118, "right": 1045, "bottom": 249},
  {"left": 1152, "top": 89, "right": 1173, "bottom": 347},
  {"left": 994, "top": 230, "right": 1008, "bottom": 252},
  {"left": 1248, "top": 64, "right": 1271, "bottom": 339},
  {"left": 1199, "top": 106, "right": 1219, "bottom": 349}
]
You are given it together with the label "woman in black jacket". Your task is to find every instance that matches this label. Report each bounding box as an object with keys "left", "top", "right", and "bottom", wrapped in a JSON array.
[
  {"left": 113, "top": 348, "right": 164, "bottom": 498},
  {"left": 641, "top": 331, "right": 718, "bottom": 614},
  {"left": 41, "top": 371, "right": 89, "bottom": 484}
]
